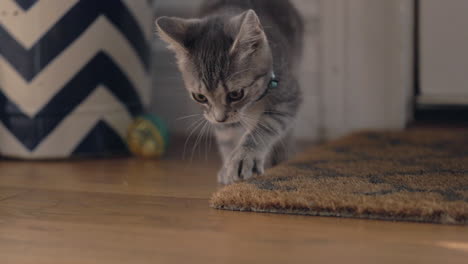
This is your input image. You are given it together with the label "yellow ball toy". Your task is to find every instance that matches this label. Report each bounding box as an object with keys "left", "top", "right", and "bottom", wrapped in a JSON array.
[{"left": 126, "top": 115, "right": 169, "bottom": 159}]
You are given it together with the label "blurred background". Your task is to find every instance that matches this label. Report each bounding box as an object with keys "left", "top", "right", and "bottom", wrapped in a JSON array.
[{"left": 2, "top": 0, "right": 467, "bottom": 159}]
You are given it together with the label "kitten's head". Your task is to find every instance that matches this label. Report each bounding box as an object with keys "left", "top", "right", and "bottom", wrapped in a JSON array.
[{"left": 156, "top": 10, "right": 273, "bottom": 124}]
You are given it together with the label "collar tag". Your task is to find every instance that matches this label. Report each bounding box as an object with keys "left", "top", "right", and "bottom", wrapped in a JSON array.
[
  {"left": 256, "top": 71, "right": 278, "bottom": 102},
  {"left": 269, "top": 80, "right": 279, "bottom": 89},
  {"left": 269, "top": 71, "right": 279, "bottom": 89}
]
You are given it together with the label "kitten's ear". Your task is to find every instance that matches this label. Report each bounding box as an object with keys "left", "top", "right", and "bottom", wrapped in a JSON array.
[
  {"left": 156, "top": 16, "right": 199, "bottom": 54},
  {"left": 229, "top": 10, "right": 267, "bottom": 57}
]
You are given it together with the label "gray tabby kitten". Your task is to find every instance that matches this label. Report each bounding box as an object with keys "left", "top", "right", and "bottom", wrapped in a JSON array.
[{"left": 156, "top": 0, "right": 304, "bottom": 184}]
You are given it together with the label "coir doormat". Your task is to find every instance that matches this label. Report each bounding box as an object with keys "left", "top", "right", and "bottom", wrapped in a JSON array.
[{"left": 210, "top": 130, "right": 468, "bottom": 224}]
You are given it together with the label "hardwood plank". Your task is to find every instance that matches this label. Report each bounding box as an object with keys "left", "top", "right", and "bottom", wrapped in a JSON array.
[
  {"left": 0, "top": 158, "right": 219, "bottom": 199},
  {"left": 1, "top": 154, "right": 467, "bottom": 263},
  {"left": 1, "top": 184, "right": 468, "bottom": 264}
]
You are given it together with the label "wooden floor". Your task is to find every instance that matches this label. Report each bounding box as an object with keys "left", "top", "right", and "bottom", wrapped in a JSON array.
[{"left": 1, "top": 147, "right": 468, "bottom": 263}]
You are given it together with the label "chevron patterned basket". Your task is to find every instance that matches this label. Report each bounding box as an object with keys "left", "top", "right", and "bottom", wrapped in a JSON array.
[{"left": 0, "top": 0, "right": 155, "bottom": 159}]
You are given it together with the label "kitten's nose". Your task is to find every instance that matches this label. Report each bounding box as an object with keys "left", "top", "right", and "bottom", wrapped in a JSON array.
[{"left": 214, "top": 112, "right": 228, "bottom": 123}]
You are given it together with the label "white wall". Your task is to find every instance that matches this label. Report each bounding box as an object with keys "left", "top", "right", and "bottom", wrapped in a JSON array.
[
  {"left": 419, "top": 0, "right": 468, "bottom": 105},
  {"left": 291, "top": 0, "right": 321, "bottom": 140},
  {"left": 320, "top": 0, "right": 414, "bottom": 139}
]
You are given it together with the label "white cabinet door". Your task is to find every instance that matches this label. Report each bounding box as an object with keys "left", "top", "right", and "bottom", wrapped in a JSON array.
[{"left": 420, "top": 0, "right": 468, "bottom": 105}]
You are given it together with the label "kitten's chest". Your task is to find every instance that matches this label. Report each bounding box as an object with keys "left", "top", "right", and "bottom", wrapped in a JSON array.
[
  {"left": 215, "top": 125, "right": 245, "bottom": 143},
  {"left": 215, "top": 102, "right": 265, "bottom": 142},
  {"left": 243, "top": 101, "right": 266, "bottom": 131}
]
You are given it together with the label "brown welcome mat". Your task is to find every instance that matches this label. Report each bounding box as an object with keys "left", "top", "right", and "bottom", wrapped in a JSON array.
[{"left": 210, "top": 130, "right": 468, "bottom": 224}]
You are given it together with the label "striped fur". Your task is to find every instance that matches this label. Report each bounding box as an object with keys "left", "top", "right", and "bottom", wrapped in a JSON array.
[{"left": 156, "top": 0, "right": 304, "bottom": 184}]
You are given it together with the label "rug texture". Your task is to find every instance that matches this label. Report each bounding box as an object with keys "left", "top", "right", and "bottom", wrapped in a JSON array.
[{"left": 210, "top": 130, "right": 468, "bottom": 224}]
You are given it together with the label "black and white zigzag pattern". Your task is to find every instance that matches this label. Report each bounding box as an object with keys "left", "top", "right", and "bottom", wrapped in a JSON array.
[{"left": 0, "top": 0, "right": 152, "bottom": 158}]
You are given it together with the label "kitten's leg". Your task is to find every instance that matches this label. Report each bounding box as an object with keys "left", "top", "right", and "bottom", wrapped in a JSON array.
[
  {"left": 220, "top": 81, "right": 301, "bottom": 184},
  {"left": 214, "top": 124, "right": 245, "bottom": 184},
  {"left": 265, "top": 131, "right": 295, "bottom": 168}
]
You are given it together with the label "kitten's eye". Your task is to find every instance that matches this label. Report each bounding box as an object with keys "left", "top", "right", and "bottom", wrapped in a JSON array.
[
  {"left": 228, "top": 90, "right": 244, "bottom": 102},
  {"left": 192, "top": 93, "right": 208, "bottom": 104}
]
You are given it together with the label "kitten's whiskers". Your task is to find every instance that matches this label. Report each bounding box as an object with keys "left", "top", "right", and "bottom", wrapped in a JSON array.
[
  {"left": 183, "top": 117, "right": 205, "bottom": 160},
  {"left": 177, "top": 114, "right": 202, "bottom": 121},
  {"left": 191, "top": 120, "right": 209, "bottom": 162}
]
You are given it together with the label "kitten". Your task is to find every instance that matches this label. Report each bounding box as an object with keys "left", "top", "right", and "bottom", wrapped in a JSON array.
[{"left": 156, "top": 0, "right": 304, "bottom": 184}]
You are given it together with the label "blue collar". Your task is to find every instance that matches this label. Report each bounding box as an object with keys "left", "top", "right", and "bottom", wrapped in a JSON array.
[{"left": 256, "top": 71, "right": 279, "bottom": 102}]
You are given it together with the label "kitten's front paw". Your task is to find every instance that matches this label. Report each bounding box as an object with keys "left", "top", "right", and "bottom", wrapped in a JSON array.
[{"left": 218, "top": 147, "right": 265, "bottom": 184}]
